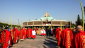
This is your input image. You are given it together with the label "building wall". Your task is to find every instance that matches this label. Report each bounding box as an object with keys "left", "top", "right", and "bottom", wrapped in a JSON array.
[{"left": 23, "top": 21, "right": 70, "bottom": 27}]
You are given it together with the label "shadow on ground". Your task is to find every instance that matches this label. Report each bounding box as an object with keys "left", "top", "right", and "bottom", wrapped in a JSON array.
[{"left": 43, "top": 36, "right": 59, "bottom": 48}]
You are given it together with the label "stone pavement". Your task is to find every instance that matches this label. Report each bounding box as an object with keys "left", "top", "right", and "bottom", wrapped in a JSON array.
[{"left": 1, "top": 36, "right": 60, "bottom": 48}]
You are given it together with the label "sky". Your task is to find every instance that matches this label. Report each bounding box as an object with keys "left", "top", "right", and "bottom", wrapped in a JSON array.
[{"left": 0, "top": 0, "right": 85, "bottom": 25}]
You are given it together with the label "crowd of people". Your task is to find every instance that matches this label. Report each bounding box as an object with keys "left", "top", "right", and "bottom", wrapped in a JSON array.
[
  {"left": 52, "top": 25, "right": 85, "bottom": 48},
  {"left": 0, "top": 25, "right": 85, "bottom": 48},
  {"left": 0, "top": 27, "right": 47, "bottom": 48}
]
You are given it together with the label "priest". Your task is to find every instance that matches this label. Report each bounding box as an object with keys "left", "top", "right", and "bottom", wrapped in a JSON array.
[
  {"left": 56, "top": 28, "right": 62, "bottom": 46},
  {"left": 12, "top": 27, "right": 19, "bottom": 43},
  {"left": 19, "top": 28, "right": 25, "bottom": 40},
  {"left": 24, "top": 28, "right": 27, "bottom": 39},
  {"left": 26, "top": 27, "right": 32, "bottom": 38},
  {"left": 1, "top": 27, "right": 11, "bottom": 48},
  {"left": 61, "top": 25, "right": 73, "bottom": 48},
  {"left": 75, "top": 25, "right": 85, "bottom": 48}
]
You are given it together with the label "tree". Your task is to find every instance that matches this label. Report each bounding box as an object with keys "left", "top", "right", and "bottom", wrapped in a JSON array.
[
  {"left": 0, "top": 22, "right": 21, "bottom": 28},
  {"left": 76, "top": 14, "right": 82, "bottom": 26},
  {"left": 72, "top": 23, "right": 76, "bottom": 28}
]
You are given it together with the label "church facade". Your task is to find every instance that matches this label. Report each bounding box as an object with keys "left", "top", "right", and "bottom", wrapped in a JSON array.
[{"left": 23, "top": 12, "right": 71, "bottom": 27}]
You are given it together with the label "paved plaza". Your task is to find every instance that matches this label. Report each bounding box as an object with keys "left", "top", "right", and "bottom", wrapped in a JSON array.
[{"left": 10, "top": 36, "right": 59, "bottom": 48}]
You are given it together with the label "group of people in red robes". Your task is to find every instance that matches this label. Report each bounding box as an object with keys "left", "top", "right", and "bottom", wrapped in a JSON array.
[
  {"left": 0, "top": 27, "right": 36, "bottom": 48},
  {"left": 53, "top": 25, "right": 85, "bottom": 48},
  {"left": 0, "top": 25, "right": 85, "bottom": 48}
]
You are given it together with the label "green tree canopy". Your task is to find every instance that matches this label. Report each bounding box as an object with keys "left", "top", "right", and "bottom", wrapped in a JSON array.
[{"left": 76, "top": 14, "right": 82, "bottom": 26}]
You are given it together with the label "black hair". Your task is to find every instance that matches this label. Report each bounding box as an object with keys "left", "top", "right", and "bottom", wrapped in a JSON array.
[
  {"left": 65, "top": 24, "right": 68, "bottom": 28},
  {"left": 5, "top": 27, "right": 8, "bottom": 29}
]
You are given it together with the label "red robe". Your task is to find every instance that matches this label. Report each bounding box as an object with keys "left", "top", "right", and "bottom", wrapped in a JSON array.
[
  {"left": 36, "top": 28, "right": 38, "bottom": 30},
  {"left": 19, "top": 29, "right": 25, "bottom": 39},
  {"left": 75, "top": 30, "right": 85, "bottom": 48},
  {"left": 0, "top": 30, "right": 3, "bottom": 43},
  {"left": 52, "top": 28, "right": 56, "bottom": 36},
  {"left": 62, "top": 28, "right": 73, "bottom": 48},
  {"left": 56, "top": 28, "right": 62, "bottom": 46},
  {"left": 26, "top": 28, "right": 32, "bottom": 38},
  {"left": 12, "top": 28, "right": 19, "bottom": 43},
  {"left": 1, "top": 30, "right": 11, "bottom": 48},
  {"left": 24, "top": 29, "right": 27, "bottom": 39},
  {"left": 0, "top": 38, "right": 1, "bottom": 43},
  {"left": 9, "top": 30, "right": 12, "bottom": 46},
  {"left": 55, "top": 28, "right": 59, "bottom": 38},
  {"left": 9, "top": 34, "right": 12, "bottom": 46},
  {"left": 60, "top": 30, "right": 64, "bottom": 48}
]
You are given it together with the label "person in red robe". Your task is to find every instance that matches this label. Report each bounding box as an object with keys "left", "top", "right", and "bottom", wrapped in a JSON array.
[
  {"left": 1, "top": 27, "right": 11, "bottom": 48},
  {"left": 0, "top": 29, "right": 3, "bottom": 43},
  {"left": 24, "top": 28, "right": 27, "bottom": 39},
  {"left": 61, "top": 26, "right": 73, "bottom": 48},
  {"left": 8, "top": 29, "right": 13, "bottom": 47},
  {"left": 52, "top": 27, "right": 56, "bottom": 36},
  {"left": 36, "top": 27, "right": 38, "bottom": 30},
  {"left": 56, "top": 28, "right": 62, "bottom": 46},
  {"left": 75, "top": 25, "right": 85, "bottom": 48},
  {"left": 60, "top": 29, "right": 64, "bottom": 48},
  {"left": 19, "top": 28, "right": 25, "bottom": 40},
  {"left": 26, "top": 28, "right": 32, "bottom": 38},
  {"left": 12, "top": 27, "right": 19, "bottom": 43},
  {"left": 55, "top": 27, "right": 59, "bottom": 38}
]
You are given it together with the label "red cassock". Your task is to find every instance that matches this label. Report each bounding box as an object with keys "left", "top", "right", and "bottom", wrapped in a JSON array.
[
  {"left": 75, "top": 30, "right": 85, "bottom": 48},
  {"left": 55, "top": 28, "right": 59, "bottom": 38},
  {"left": 9, "top": 35, "right": 12, "bottom": 46},
  {"left": 24, "top": 29, "right": 27, "bottom": 39},
  {"left": 1, "top": 30, "right": 11, "bottom": 48},
  {"left": 36, "top": 28, "right": 38, "bottom": 30},
  {"left": 0, "top": 30, "right": 3, "bottom": 43},
  {"left": 0, "top": 34, "right": 1, "bottom": 43},
  {"left": 12, "top": 28, "right": 19, "bottom": 43},
  {"left": 60, "top": 30, "right": 64, "bottom": 48},
  {"left": 62, "top": 28, "right": 73, "bottom": 48},
  {"left": 19, "top": 29, "right": 25, "bottom": 39},
  {"left": 26, "top": 28, "right": 32, "bottom": 38},
  {"left": 56, "top": 28, "right": 62, "bottom": 46},
  {"left": 0, "top": 38, "right": 1, "bottom": 43},
  {"left": 9, "top": 30, "right": 12, "bottom": 46},
  {"left": 61, "top": 30, "right": 64, "bottom": 40}
]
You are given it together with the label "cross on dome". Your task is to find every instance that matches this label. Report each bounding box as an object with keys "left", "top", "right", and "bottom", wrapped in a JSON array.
[{"left": 43, "top": 11, "right": 50, "bottom": 17}]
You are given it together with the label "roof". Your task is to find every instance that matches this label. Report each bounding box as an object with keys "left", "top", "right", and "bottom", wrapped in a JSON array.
[
  {"left": 38, "top": 16, "right": 56, "bottom": 21},
  {"left": 27, "top": 12, "right": 69, "bottom": 22}
]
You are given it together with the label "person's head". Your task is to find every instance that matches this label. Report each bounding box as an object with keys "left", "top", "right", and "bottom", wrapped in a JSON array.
[
  {"left": 77, "top": 25, "right": 83, "bottom": 32},
  {"left": 65, "top": 24, "right": 68, "bottom": 28},
  {"left": 54, "top": 27, "right": 55, "bottom": 29},
  {"left": 34, "top": 27, "right": 35, "bottom": 29},
  {"left": 15, "top": 27, "right": 18, "bottom": 29},
  {"left": 5, "top": 27, "right": 8, "bottom": 30}
]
